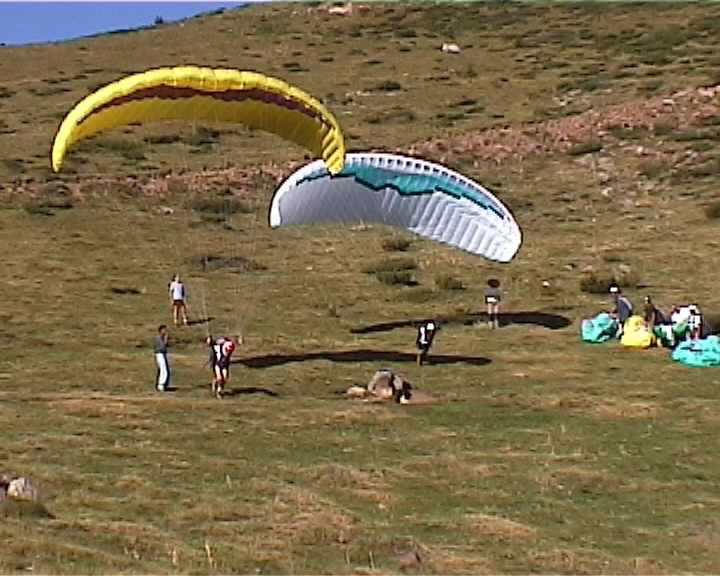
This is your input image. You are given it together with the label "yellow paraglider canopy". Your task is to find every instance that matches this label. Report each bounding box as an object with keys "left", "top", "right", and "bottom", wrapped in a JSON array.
[{"left": 51, "top": 66, "right": 346, "bottom": 174}]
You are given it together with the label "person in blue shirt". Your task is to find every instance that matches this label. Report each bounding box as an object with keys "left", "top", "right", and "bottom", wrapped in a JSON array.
[{"left": 609, "top": 283, "right": 633, "bottom": 337}]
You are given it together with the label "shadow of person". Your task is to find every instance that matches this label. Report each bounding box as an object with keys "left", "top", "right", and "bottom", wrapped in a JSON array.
[
  {"left": 221, "top": 386, "right": 278, "bottom": 397},
  {"left": 235, "top": 349, "right": 490, "bottom": 369},
  {"left": 187, "top": 316, "right": 214, "bottom": 327},
  {"left": 350, "top": 311, "right": 572, "bottom": 334}
]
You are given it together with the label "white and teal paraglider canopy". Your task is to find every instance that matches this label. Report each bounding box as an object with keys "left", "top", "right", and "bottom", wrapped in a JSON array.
[{"left": 269, "top": 153, "right": 522, "bottom": 262}]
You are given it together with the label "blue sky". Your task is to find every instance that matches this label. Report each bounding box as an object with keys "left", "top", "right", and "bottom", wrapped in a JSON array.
[{"left": 0, "top": 2, "right": 256, "bottom": 46}]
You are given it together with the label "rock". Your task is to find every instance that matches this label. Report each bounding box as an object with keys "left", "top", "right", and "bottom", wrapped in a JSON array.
[
  {"left": 441, "top": 42, "right": 461, "bottom": 54},
  {"left": 7, "top": 477, "right": 38, "bottom": 501},
  {"left": 159, "top": 205, "right": 174, "bottom": 215},
  {"left": 328, "top": 3, "right": 353, "bottom": 15}
]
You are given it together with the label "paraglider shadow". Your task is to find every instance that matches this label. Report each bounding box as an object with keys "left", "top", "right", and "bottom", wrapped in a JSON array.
[
  {"left": 236, "top": 349, "right": 490, "bottom": 369},
  {"left": 187, "top": 316, "right": 214, "bottom": 327},
  {"left": 222, "top": 386, "right": 278, "bottom": 397},
  {"left": 350, "top": 311, "right": 572, "bottom": 335}
]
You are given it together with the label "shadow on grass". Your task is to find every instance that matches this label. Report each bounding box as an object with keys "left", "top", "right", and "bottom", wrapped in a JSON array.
[
  {"left": 350, "top": 311, "right": 572, "bottom": 334},
  {"left": 236, "top": 349, "right": 490, "bottom": 368},
  {"left": 223, "top": 386, "right": 278, "bottom": 397},
  {"left": 187, "top": 316, "right": 214, "bottom": 327}
]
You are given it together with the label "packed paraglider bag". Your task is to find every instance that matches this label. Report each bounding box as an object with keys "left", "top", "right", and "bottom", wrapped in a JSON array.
[
  {"left": 672, "top": 335, "right": 720, "bottom": 367},
  {"left": 581, "top": 313, "right": 618, "bottom": 343},
  {"left": 620, "top": 315, "right": 656, "bottom": 349}
]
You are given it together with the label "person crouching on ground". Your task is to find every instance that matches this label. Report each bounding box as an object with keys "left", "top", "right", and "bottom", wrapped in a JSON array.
[
  {"left": 609, "top": 283, "right": 633, "bottom": 337},
  {"left": 168, "top": 273, "right": 189, "bottom": 327},
  {"left": 154, "top": 324, "right": 171, "bottom": 392},
  {"left": 416, "top": 320, "right": 437, "bottom": 366},
  {"left": 484, "top": 278, "right": 502, "bottom": 329},
  {"left": 643, "top": 295, "right": 667, "bottom": 331}
]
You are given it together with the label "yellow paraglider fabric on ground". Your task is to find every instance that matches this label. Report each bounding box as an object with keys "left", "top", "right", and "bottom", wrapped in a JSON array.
[
  {"left": 51, "top": 66, "right": 345, "bottom": 174},
  {"left": 620, "top": 315, "right": 656, "bottom": 349}
]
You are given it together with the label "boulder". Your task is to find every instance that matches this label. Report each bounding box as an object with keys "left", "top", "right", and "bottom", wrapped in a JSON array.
[{"left": 441, "top": 42, "right": 461, "bottom": 54}]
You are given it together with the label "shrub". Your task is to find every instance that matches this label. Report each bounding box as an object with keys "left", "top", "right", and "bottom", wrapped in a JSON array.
[
  {"left": 193, "top": 254, "right": 267, "bottom": 273},
  {"left": 185, "top": 126, "right": 220, "bottom": 147},
  {"left": 363, "top": 257, "right": 417, "bottom": 274},
  {"left": 638, "top": 158, "right": 669, "bottom": 179},
  {"left": 568, "top": 140, "right": 603, "bottom": 156},
  {"left": 189, "top": 197, "right": 253, "bottom": 215},
  {"left": 579, "top": 269, "right": 640, "bottom": 294},
  {"left": 144, "top": 134, "right": 182, "bottom": 145},
  {"left": 24, "top": 199, "right": 73, "bottom": 216},
  {"left": 381, "top": 236, "right": 412, "bottom": 252},
  {"left": 705, "top": 201, "right": 720, "bottom": 220},
  {"left": 376, "top": 270, "right": 416, "bottom": 286},
  {"left": 435, "top": 273, "right": 464, "bottom": 290},
  {"left": 373, "top": 80, "right": 402, "bottom": 92}
]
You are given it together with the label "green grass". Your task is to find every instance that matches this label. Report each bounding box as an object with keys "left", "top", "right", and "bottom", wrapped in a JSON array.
[{"left": 1, "top": 2, "right": 720, "bottom": 574}]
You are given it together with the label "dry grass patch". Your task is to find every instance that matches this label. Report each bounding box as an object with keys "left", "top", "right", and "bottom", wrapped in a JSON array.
[
  {"left": 591, "top": 399, "right": 659, "bottom": 420},
  {"left": 464, "top": 513, "right": 537, "bottom": 541},
  {"left": 267, "top": 485, "right": 359, "bottom": 547},
  {"left": 301, "top": 463, "right": 393, "bottom": 505}
]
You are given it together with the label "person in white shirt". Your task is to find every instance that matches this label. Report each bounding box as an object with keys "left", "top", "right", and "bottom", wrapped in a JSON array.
[{"left": 168, "top": 274, "right": 189, "bottom": 326}]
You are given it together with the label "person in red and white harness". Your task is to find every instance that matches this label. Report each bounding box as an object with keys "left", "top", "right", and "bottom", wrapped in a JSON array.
[{"left": 206, "top": 335, "right": 240, "bottom": 398}]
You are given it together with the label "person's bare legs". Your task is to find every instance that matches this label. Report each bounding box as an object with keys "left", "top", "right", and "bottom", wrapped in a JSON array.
[{"left": 492, "top": 303, "right": 500, "bottom": 329}]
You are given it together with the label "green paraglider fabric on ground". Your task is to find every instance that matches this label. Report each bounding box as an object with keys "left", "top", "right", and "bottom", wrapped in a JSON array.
[
  {"left": 581, "top": 313, "right": 617, "bottom": 343},
  {"left": 672, "top": 335, "right": 720, "bottom": 367}
]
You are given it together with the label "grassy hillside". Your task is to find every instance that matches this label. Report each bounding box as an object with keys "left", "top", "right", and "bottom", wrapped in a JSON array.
[{"left": 1, "top": 2, "right": 720, "bottom": 574}]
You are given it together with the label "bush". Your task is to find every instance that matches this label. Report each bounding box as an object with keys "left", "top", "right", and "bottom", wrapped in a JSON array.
[
  {"left": 638, "top": 158, "right": 669, "bottom": 179},
  {"left": 144, "top": 134, "right": 182, "bottom": 145},
  {"left": 363, "top": 257, "right": 417, "bottom": 274},
  {"left": 373, "top": 80, "right": 402, "bottom": 92},
  {"left": 568, "top": 140, "right": 603, "bottom": 156},
  {"left": 579, "top": 269, "right": 640, "bottom": 294},
  {"left": 435, "top": 273, "right": 464, "bottom": 290},
  {"left": 189, "top": 197, "right": 253, "bottom": 215},
  {"left": 193, "top": 254, "right": 266, "bottom": 273},
  {"left": 24, "top": 199, "right": 73, "bottom": 216},
  {"left": 705, "top": 201, "right": 720, "bottom": 220},
  {"left": 185, "top": 126, "right": 220, "bottom": 147},
  {"left": 381, "top": 236, "right": 412, "bottom": 252},
  {"left": 376, "top": 271, "right": 416, "bottom": 286}
]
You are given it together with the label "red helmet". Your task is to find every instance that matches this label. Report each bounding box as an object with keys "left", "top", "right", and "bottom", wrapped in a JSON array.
[{"left": 221, "top": 340, "right": 236, "bottom": 356}]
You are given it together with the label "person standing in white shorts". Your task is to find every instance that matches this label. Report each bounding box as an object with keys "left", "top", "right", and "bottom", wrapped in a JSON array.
[{"left": 168, "top": 274, "right": 189, "bottom": 326}]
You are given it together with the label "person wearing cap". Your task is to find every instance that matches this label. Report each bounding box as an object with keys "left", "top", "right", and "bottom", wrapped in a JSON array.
[{"left": 609, "top": 283, "right": 633, "bottom": 337}]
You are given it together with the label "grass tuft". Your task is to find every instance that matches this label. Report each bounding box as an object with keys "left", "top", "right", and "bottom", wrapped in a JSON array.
[
  {"left": 705, "top": 201, "right": 720, "bottom": 220},
  {"left": 435, "top": 273, "right": 464, "bottom": 290},
  {"left": 381, "top": 236, "right": 412, "bottom": 252}
]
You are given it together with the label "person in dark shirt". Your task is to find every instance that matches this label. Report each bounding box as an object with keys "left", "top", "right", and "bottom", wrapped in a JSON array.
[
  {"left": 643, "top": 295, "right": 667, "bottom": 331},
  {"left": 484, "top": 278, "right": 502, "bottom": 329},
  {"left": 609, "top": 283, "right": 633, "bottom": 337},
  {"left": 154, "top": 325, "right": 171, "bottom": 392}
]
